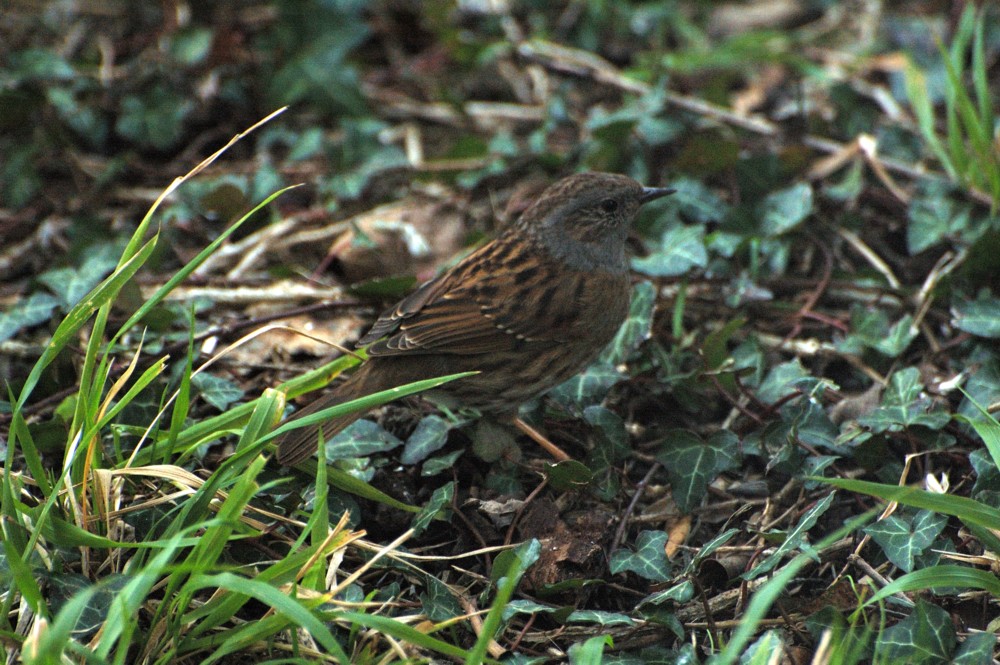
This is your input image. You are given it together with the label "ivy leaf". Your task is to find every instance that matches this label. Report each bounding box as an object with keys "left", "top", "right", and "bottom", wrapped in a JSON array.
[
  {"left": 759, "top": 182, "right": 813, "bottom": 236},
  {"left": 874, "top": 600, "right": 955, "bottom": 664},
  {"left": 803, "top": 456, "right": 840, "bottom": 488},
  {"left": 47, "top": 86, "right": 107, "bottom": 147},
  {"left": 641, "top": 580, "right": 694, "bottom": 607},
  {"left": 584, "top": 406, "right": 629, "bottom": 499},
  {"left": 688, "top": 528, "right": 741, "bottom": 570},
  {"left": 38, "top": 244, "right": 121, "bottom": 309},
  {"left": 609, "top": 530, "right": 671, "bottom": 582},
  {"left": 502, "top": 599, "right": 562, "bottom": 622},
  {"left": 756, "top": 359, "right": 810, "bottom": 404},
  {"left": 8, "top": 48, "right": 76, "bottom": 80},
  {"left": 907, "top": 193, "right": 969, "bottom": 254},
  {"left": 419, "top": 573, "right": 462, "bottom": 622},
  {"left": 547, "top": 364, "right": 624, "bottom": 410},
  {"left": 953, "top": 632, "right": 997, "bottom": 664},
  {"left": 840, "top": 306, "right": 918, "bottom": 357},
  {"left": 3, "top": 144, "right": 42, "bottom": 208},
  {"left": 784, "top": 398, "right": 841, "bottom": 453},
  {"left": 631, "top": 224, "right": 707, "bottom": 277},
  {"left": 420, "top": 450, "right": 463, "bottom": 477},
  {"left": 745, "top": 492, "right": 835, "bottom": 580},
  {"left": 584, "top": 405, "right": 630, "bottom": 471},
  {"left": 326, "top": 145, "right": 408, "bottom": 199},
  {"left": 400, "top": 415, "right": 452, "bottom": 465},
  {"left": 268, "top": 20, "right": 369, "bottom": 116},
  {"left": 858, "top": 367, "right": 951, "bottom": 432},
  {"left": 491, "top": 539, "right": 542, "bottom": 585},
  {"left": 47, "top": 572, "right": 130, "bottom": 638},
  {"left": 191, "top": 373, "right": 244, "bottom": 411},
  {"left": 969, "top": 448, "right": 1000, "bottom": 504},
  {"left": 600, "top": 281, "right": 656, "bottom": 365},
  {"left": 656, "top": 430, "right": 740, "bottom": 512},
  {"left": 0, "top": 292, "right": 60, "bottom": 343},
  {"left": 877, "top": 315, "right": 920, "bottom": 357},
  {"left": 565, "top": 610, "right": 636, "bottom": 627},
  {"left": 743, "top": 631, "right": 786, "bottom": 663},
  {"left": 169, "top": 27, "right": 213, "bottom": 65},
  {"left": 115, "top": 84, "right": 194, "bottom": 151},
  {"left": 864, "top": 510, "right": 948, "bottom": 572},
  {"left": 547, "top": 460, "right": 593, "bottom": 492},
  {"left": 664, "top": 177, "right": 729, "bottom": 225},
  {"left": 324, "top": 419, "right": 403, "bottom": 461},
  {"left": 412, "top": 482, "right": 454, "bottom": 535},
  {"left": 952, "top": 297, "right": 1000, "bottom": 339},
  {"left": 958, "top": 355, "right": 1000, "bottom": 422},
  {"left": 566, "top": 635, "right": 614, "bottom": 664},
  {"left": 322, "top": 120, "right": 407, "bottom": 199}
]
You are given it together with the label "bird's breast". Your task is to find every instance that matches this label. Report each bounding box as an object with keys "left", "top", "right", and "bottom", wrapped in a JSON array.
[{"left": 548, "top": 268, "right": 630, "bottom": 345}]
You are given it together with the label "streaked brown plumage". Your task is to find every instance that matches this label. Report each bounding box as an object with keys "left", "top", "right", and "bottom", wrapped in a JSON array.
[{"left": 276, "top": 172, "right": 673, "bottom": 466}]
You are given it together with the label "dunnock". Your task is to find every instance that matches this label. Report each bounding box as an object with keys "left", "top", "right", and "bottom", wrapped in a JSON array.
[{"left": 276, "top": 172, "right": 674, "bottom": 466}]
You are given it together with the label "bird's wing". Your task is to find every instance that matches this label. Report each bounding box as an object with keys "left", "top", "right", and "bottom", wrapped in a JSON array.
[{"left": 357, "top": 238, "right": 579, "bottom": 356}]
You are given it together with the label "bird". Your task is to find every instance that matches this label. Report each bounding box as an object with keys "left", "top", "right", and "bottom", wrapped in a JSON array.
[{"left": 276, "top": 171, "right": 674, "bottom": 466}]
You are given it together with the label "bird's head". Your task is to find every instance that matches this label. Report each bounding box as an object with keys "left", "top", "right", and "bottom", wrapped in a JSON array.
[{"left": 517, "top": 171, "right": 674, "bottom": 270}]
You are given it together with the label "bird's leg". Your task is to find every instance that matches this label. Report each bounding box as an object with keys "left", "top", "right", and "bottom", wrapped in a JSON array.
[{"left": 513, "top": 417, "right": 571, "bottom": 462}]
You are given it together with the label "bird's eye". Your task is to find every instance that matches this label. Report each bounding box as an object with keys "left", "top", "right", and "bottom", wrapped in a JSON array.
[{"left": 600, "top": 198, "right": 619, "bottom": 213}]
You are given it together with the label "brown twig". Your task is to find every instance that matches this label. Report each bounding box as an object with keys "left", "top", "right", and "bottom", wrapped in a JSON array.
[
  {"left": 610, "top": 463, "right": 661, "bottom": 553},
  {"left": 504, "top": 474, "right": 548, "bottom": 547},
  {"left": 784, "top": 238, "right": 836, "bottom": 342},
  {"left": 1, "top": 299, "right": 363, "bottom": 426},
  {"left": 515, "top": 40, "right": 995, "bottom": 207}
]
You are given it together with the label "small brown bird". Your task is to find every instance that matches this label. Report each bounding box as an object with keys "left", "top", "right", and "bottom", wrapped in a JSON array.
[{"left": 276, "top": 172, "right": 674, "bottom": 466}]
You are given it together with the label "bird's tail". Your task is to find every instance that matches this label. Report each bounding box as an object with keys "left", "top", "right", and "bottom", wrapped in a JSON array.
[{"left": 275, "top": 364, "right": 377, "bottom": 466}]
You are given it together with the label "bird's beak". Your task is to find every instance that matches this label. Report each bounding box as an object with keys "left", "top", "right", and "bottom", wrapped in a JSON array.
[{"left": 639, "top": 186, "right": 676, "bottom": 204}]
